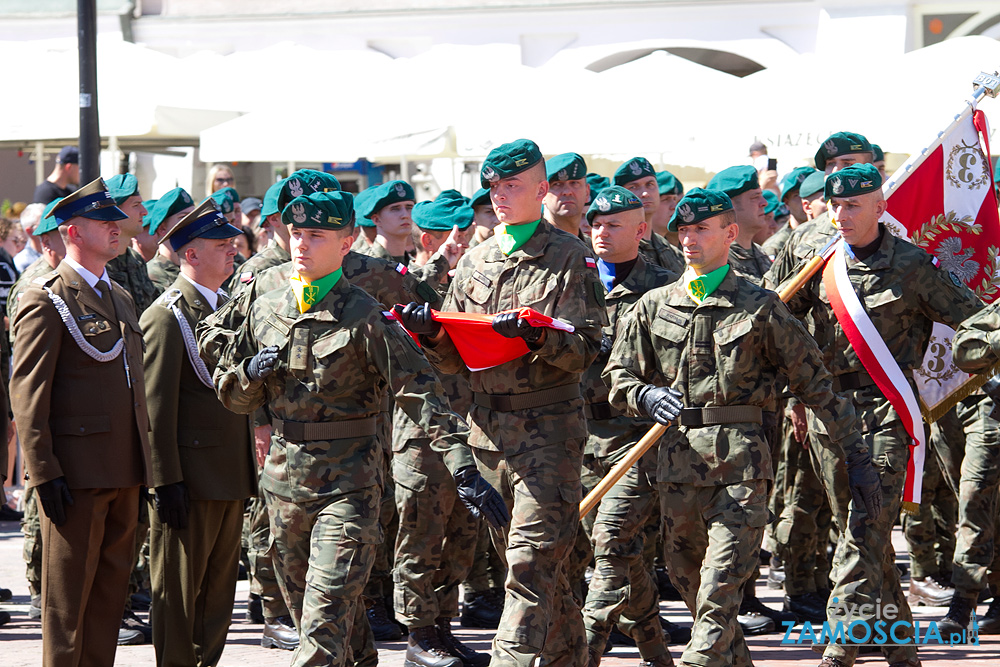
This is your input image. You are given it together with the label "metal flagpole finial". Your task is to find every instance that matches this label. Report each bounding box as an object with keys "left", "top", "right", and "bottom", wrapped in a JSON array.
[{"left": 973, "top": 71, "right": 1000, "bottom": 99}]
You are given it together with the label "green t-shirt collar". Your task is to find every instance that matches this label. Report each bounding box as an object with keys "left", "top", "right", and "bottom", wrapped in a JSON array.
[
  {"left": 496, "top": 219, "right": 541, "bottom": 255},
  {"left": 685, "top": 264, "right": 729, "bottom": 304},
  {"left": 292, "top": 268, "right": 343, "bottom": 313}
]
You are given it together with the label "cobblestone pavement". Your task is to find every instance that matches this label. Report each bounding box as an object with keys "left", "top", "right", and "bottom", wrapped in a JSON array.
[{"left": 1, "top": 514, "right": 997, "bottom": 666}]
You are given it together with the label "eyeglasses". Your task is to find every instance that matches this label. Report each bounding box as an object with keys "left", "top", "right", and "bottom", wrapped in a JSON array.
[{"left": 215, "top": 176, "right": 234, "bottom": 184}]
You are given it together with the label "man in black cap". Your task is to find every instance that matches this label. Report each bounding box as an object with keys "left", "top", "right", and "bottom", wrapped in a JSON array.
[{"left": 32, "top": 146, "right": 80, "bottom": 205}]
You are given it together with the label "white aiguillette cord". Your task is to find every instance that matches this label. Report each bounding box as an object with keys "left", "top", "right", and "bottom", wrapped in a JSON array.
[{"left": 171, "top": 304, "right": 215, "bottom": 388}]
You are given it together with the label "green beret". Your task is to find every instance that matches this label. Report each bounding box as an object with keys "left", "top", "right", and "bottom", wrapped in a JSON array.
[
  {"left": 277, "top": 169, "right": 341, "bottom": 213},
  {"left": 872, "top": 144, "right": 884, "bottom": 163},
  {"left": 546, "top": 153, "right": 587, "bottom": 182},
  {"left": 815, "top": 131, "right": 872, "bottom": 170},
  {"left": 656, "top": 171, "right": 683, "bottom": 196},
  {"left": 106, "top": 174, "right": 140, "bottom": 205},
  {"left": 706, "top": 165, "right": 760, "bottom": 197},
  {"left": 586, "top": 173, "right": 611, "bottom": 205},
  {"left": 141, "top": 199, "right": 157, "bottom": 227},
  {"left": 780, "top": 167, "right": 817, "bottom": 202},
  {"left": 34, "top": 198, "right": 64, "bottom": 236},
  {"left": 261, "top": 180, "right": 285, "bottom": 217},
  {"left": 282, "top": 191, "right": 355, "bottom": 230},
  {"left": 799, "top": 171, "right": 827, "bottom": 199},
  {"left": 210, "top": 187, "right": 237, "bottom": 214},
  {"left": 145, "top": 187, "right": 194, "bottom": 234},
  {"left": 413, "top": 190, "right": 474, "bottom": 231},
  {"left": 667, "top": 188, "right": 733, "bottom": 232},
  {"left": 354, "top": 186, "right": 378, "bottom": 227},
  {"left": 364, "top": 180, "right": 415, "bottom": 218},
  {"left": 470, "top": 188, "right": 491, "bottom": 208},
  {"left": 480, "top": 138, "right": 543, "bottom": 188},
  {"left": 824, "top": 164, "right": 882, "bottom": 201},
  {"left": 586, "top": 186, "right": 643, "bottom": 224},
  {"left": 763, "top": 190, "right": 781, "bottom": 215},
  {"left": 613, "top": 157, "right": 656, "bottom": 186}
]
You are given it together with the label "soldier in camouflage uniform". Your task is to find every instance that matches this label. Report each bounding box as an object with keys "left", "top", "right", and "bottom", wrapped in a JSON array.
[
  {"left": 938, "top": 303, "right": 1000, "bottom": 632},
  {"left": 542, "top": 153, "right": 590, "bottom": 242},
  {"left": 606, "top": 187, "right": 879, "bottom": 667},
  {"left": 772, "top": 164, "right": 983, "bottom": 667},
  {"left": 145, "top": 188, "right": 196, "bottom": 294},
  {"left": 214, "top": 190, "right": 507, "bottom": 667},
  {"left": 398, "top": 139, "right": 606, "bottom": 667},
  {"left": 11, "top": 199, "right": 66, "bottom": 620},
  {"left": 578, "top": 186, "right": 678, "bottom": 667},
  {"left": 705, "top": 166, "right": 772, "bottom": 283},
  {"left": 614, "top": 157, "right": 684, "bottom": 275},
  {"left": 392, "top": 191, "right": 489, "bottom": 666}
]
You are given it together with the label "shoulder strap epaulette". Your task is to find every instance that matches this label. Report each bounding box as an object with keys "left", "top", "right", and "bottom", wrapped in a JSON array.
[{"left": 159, "top": 288, "right": 183, "bottom": 309}]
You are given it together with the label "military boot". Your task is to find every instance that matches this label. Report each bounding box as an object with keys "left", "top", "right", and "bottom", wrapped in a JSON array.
[
  {"left": 367, "top": 596, "right": 404, "bottom": 641},
  {"left": 937, "top": 594, "right": 974, "bottom": 635},
  {"left": 261, "top": 615, "right": 299, "bottom": 650},
  {"left": 908, "top": 575, "right": 954, "bottom": 607},
  {"left": 404, "top": 625, "right": 462, "bottom": 667},
  {"left": 246, "top": 592, "right": 265, "bottom": 623},
  {"left": 977, "top": 595, "right": 1000, "bottom": 634},
  {"left": 459, "top": 588, "right": 503, "bottom": 629},
  {"left": 436, "top": 617, "right": 489, "bottom": 666},
  {"left": 638, "top": 652, "right": 675, "bottom": 666},
  {"left": 741, "top": 590, "right": 796, "bottom": 630},
  {"left": 767, "top": 555, "right": 785, "bottom": 590},
  {"left": 784, "top": 592, "right": 827, "bottom": 624},
  {"left": 816, "top": 658, "right": 848, "bottom": 667}
]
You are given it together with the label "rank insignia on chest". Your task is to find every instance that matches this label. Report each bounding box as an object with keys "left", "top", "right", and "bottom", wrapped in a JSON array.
[{"left": 302, "top": 284, "right": 320, "bottom": 306}]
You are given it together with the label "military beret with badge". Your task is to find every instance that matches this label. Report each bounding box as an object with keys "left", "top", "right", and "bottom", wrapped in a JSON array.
[
  {"left": 470, "top": 187, "right": 491, "bottom": 208},
  {"left": 210, "top": 186, "right": 238, "bottom": 215},
  {"left": 706, "top": 165, "right": 759, "bottom": 197},
  {"left": 546, "top": 152, "right": 587, "bottom": 182},
  {"left": 824, "top": 163, "right": 882, "bottom": 201},
  {"left": 160, "top": 198, "right": 243, "bottom": 251},
  {"left": 586, "top": 185, "right": 643, "bottom": 223},
  {"left": 363, "top": 180, "right": 415, "bottom": 219},
  {"left": 586, "top": 172, "right": 611, "bottom": 205},
  {"left": 480, "top": 138, "right": 544, "bottom": 188},
  {"left": 260, "top": 180, "right": 285, "bottom": 217},
  {"left": 282, "top": 191, "right": 356, "bottom": 231},
  {"left": 105, "top": 173, "right": 141, "bottom": 206},
  {"left": 613, "top": 157, "right": 656, "bottom": 186},
  {"left": 145, "top": 187, "right": 195, "bottom": 234},
  {"left": 798, "top": 171, "right": 827, "bottom": 199},
  {"left": 667, "top": 188, "right": 734, "bottom": 232},
  {"left": 780, "top": 166, "right": 818, "bottom": 202},
  {"left": 413, "top": 189, "right": 474, "bottom": 231},
  {"left": 277, "top": 169, "right": 341, "bottom": 213},
  {"left": 353, "top": 186, "right": 378, "bottom": 227},
  {"left": 814, "top": 131, "right": 872, "bottom": 170}
]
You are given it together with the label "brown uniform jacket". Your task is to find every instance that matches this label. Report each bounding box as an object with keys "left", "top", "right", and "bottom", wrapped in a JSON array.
[
  {"left": 10, "top": 262, "right": 152, "bottom": 489},
  {"left": 140, "top": 277, "right": 256, "bottom": 500}
]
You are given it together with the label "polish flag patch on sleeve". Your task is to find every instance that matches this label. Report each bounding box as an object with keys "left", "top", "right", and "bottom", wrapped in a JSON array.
[
  {"left": 239, "top": 271, "right": 254, "bottom": 284},
  {"left": 585, "top": 257, "right": 596, "bottom": 269},
  {"left": 395, "top": 263, "right": 408, "bottom": 275}
]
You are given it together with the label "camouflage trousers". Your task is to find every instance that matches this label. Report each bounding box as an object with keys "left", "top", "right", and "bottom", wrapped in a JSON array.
[
  {"left": 365, "top": 414, "right": 397, "bottom": 603},
  {"left": 565, "top": 453, "right": 602, "bottom": 605},
  {"left": 474, "top": 440, "right": 588, "bottom": 667},
  {"left": 821, "top": 419, "right": 917, "bottom": 667},
  {"left": 659, "top": 479, "right": 768, "bottom": 667},
  {"left": 930, "top": 396, "right": 1000, "bottom": 599},
  {"left": 266, "top": 486, "right": 382, "bottom": 667},
  {"left": 246, "top": 494, "right": 290, "bottom": 620},
  {"left": 583, "top": 449, "right": 671, "bottom": 663},
  {"left": 465, "top": 520, "right": 506, "bottom": 594},
  {"left": 392, "top": 438, "right": 479, "bottom": 628},
  {"left": 901, "top": 443, "right": 957, "bottom": 580},
  {"left": 773, "top": 422, "right": 834, "bottom": 595},
  {"left": 22, "top": 486, "right": 42, "bottom": 598}
]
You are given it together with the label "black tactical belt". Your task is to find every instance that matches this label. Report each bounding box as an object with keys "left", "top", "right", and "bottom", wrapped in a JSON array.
[
  {"left": 474, "top": 384, "right": 581, "bottom": 412},
  {"left": 677, "top": 406, "right": 763, "bottom": 427},
  {"left": 273, "top": 416, "right": 378, "bottom": 441},
  {"left": 584, "top": 401, "right": 622, "bottom": 421}
]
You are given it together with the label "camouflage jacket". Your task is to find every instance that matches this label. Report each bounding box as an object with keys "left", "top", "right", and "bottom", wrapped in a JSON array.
[
  {"left": 765, "top": 211, "right": 837, "bottom": 287},
  {"left": 229, "top": 244, "right": 291, "bottom": 297},
  {"left": 359, "top": 238, "right": 451, "bottom": 296},
  {"left": 583, "top": 255, "right": 677, "bottom": 459},
  {"left": 107, "top": 247, "right": 158, "bottom": 315},
  {"left": 147, "top": 253, "right": 180, "bottom": 295},
  {"left": 214, "top": 276, "right": 473, "bottom": 502},
  {"left": 950, "top": 299, "right": 1000, "bottom": 374},
  {"left": 639, "top": 232, "right": 684, "bottom": 275},
  {"left": 605, "top": 268, "right": 864, "bottom": 485},
  {"left": 421, "top": 219, "right": 606, "bottom": 454},
  {"left": 7, "top": 256, "right": 53, "bottom": 346},
  {"left": 772, "top": 226, "right": 983, "bottom": 431},
  {"left": 727, "top": 241, "right": 772, "bottom": 283},
  {"left": 761, "top": 222, "right": 794, "bottom": 259}
]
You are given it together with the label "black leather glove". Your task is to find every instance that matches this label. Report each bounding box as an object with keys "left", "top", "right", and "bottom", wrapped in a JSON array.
[
  {"left": 393, "top": 302, "right": 440, "bottom": 337},
  {"left": 846, "top": 449, "right": 883, "bottom": 520},
  {"left": 36, "top": 477, "right": 74, "bottom": 527},
  {"left": 637, "top": 385, "right": 685, "bottom": 426},
  {"left": 453, "top": 466, "right": 510, "bottom": 531},
  {"left": 247, "top": 345, "right": 280, "bottom": 382},
  {"left": 491, "top": 311, "right": 543, "bottom": 344},
  {"left": 595, "top": 333, "right": 615, "bottom": 365},
  {"left": 155, "top": 482, "right": 190, "bottom": 530}
]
